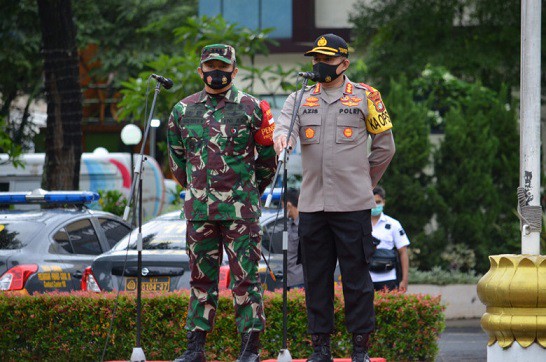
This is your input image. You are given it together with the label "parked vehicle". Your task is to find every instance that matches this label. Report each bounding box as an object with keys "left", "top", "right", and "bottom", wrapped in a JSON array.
[
  {"left": 84, "top": 190, "right": 341, "bottom": 293},
  {"left": 0, "top": 189, "right": 132, "bottom": 294},
  {"left": 0, "top": 151, "right": 168, "bottom": 219},
  {"left": 82, "top": 211, "right": 230, "bottom": 292},
  {"left": 84, "top": 208, "right": 288, "bottom": 292}
]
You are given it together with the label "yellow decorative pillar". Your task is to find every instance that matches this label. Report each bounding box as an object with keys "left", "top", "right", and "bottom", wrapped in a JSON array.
[{"left": 477, "top": 255, "right": 546, "bottom": 360}]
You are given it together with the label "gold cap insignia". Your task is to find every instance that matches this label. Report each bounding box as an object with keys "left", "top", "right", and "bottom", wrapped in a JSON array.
[{"left": 317, "top": 36, "right": 327, "bottom": 46}]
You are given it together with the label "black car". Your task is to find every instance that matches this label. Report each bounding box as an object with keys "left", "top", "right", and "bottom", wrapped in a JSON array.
[
  {"left": 84, "top": 190, "right": 340, "bottom": 293},
  {"left": 84, "top": 208, "right": 291, "bottom": 293},
  {"left": 0, "top": 189, "right": 132, "bottom": 294},
  {"left": 83, "top": 210, "right": 231, "bottom": 292}
]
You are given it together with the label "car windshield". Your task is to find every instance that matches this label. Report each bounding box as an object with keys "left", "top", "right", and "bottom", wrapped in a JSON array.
[
  {"left": 112, "top": 219, "right": 186, "bottom": 251},
  {"left": 0, "top": 221, "right": 43, "bottom": 250}
]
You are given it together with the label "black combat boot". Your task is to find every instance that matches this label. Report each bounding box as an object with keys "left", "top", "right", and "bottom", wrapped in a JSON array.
[
  {"left": 307, "top": 334, "right": 333, "bottom": 362},
  {"left": 351, "top": 333, "right": 371, "bottom": 362},
  {"left": 236, "top": 332, "right": 260, "bottom": 362},
  {"left": 173, "top": 330, "right": 207, "bottom": 362}
]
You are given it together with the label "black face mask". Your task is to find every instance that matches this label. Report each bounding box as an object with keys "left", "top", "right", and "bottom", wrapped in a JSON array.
[
  {"left": 313, "top": 61, "right": 345, "bottom": 83},
  {"left": 201, "top": 69, "right": 233, "bottom": 89}
]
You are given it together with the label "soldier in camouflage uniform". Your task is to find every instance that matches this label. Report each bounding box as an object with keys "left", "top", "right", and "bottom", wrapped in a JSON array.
[{"left": 168, "top": 44, "right": 276, "bottom": 362}]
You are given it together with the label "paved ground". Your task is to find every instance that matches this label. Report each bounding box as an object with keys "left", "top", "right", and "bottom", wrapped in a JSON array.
[{"left": 436, "top": 318, "right": 488, "bottom": 362}]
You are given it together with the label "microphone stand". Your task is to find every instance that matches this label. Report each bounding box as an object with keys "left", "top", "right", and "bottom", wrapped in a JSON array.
[
  {"left": 122, "top": 81, "right": 163, "bottom": 362},
  {"left": 265, "top": 76, "right": 309, "bottom": 362}
]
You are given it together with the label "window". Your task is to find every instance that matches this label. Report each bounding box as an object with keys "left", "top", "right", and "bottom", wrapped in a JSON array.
[
  {"left": 0, "top": 221, "right": 42, "bottom": 250},
  {"left": 65, "top": 219, "right": 103, "bottom": 255},
  {"left": 199, "top": 0, "right": 293, "bottom": 39},
  {"left": 262, "top": 217, "right": 286, "bottom": 254},
  {"left": 52, "top": 228, "right": 74, "bottom": 254},
  {"left": 98, "top": 218, "right": 131, "bottom": 249}
]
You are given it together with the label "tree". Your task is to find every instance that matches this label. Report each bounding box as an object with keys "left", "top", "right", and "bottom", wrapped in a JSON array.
[
  {"left": 432, "top": 83, "right": 520, "bottom": 272},
  {"left": 37, "top": 0, "right": 83, "bottom": 190},
  {"left": 117, "top": 15, "right": 293, "bottom": 127},
  {"left": 379, "top": 77, "right": 434, "bottom": 244},
  {"left": 0, "top": 0, "right": 43, "bottom": 152},
  {"left": 72, "top": 0, "right": 198, "bottom": 84},
  {"left": 0, "top": 0, "right": 199, "bottom": 160},
  {"left": 349, "top": 0, "right": 524, "bottom": 91},
  {"left": 0, "top": 117, "right": 22, "bottom": 167}
]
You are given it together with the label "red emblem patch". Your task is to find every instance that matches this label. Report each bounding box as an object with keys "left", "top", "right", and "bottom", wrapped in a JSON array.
[
  {"left": 305, "top": 128, "right": 315, "bottom": 139},
  {"left": 343, "top": 128, "right": 353, "bottom": 138}
]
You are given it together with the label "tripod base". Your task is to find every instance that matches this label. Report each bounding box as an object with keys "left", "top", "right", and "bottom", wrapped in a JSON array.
[
  {"left": 277, "top": 349, "right": 293, "bottom": 362},
  {"left": 130, "top": 347, "right": 146, "bottom": 362}
]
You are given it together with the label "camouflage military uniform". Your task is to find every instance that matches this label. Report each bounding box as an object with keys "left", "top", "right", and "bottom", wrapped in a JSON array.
[{"left": 167, "top": 83, "right": 276, "bottom": 333}]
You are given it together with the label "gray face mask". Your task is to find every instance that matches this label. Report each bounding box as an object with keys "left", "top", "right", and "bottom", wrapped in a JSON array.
[{"left": 312, "top": 61, "right": 345, "bottom": 83}]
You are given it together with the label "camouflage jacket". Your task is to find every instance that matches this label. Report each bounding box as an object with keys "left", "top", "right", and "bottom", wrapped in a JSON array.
[{"left": 167, "top": 86, "right": 277, "bottom": 221}]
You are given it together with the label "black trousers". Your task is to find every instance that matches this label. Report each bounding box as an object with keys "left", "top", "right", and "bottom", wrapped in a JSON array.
[{"left": 299, "top": 210, "right": 375, "bottom": 334}]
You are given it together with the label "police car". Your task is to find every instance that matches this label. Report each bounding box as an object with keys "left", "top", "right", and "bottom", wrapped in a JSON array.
[{"left": 0, "top": 189, "right": 132, "bottom": 294}]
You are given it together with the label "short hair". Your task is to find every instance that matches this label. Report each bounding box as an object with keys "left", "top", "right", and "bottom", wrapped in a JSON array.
[
  {"left": 285, "top": 188, "right": 299, "bottom": 207},
  {"left": 373, "top": 186, "right": 386, "bottom": 200}
]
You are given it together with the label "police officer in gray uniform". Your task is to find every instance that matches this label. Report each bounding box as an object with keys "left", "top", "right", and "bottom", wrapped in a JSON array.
[{"left": 273, "top": 33, "right": 395, "bottom": 362}]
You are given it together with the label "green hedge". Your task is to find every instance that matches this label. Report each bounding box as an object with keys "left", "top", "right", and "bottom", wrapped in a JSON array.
[{"left": 0, "top": 288, "right": 444, "bottom": 361}]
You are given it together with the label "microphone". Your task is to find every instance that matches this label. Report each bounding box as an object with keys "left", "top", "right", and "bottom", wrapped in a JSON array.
[
  {"left": 151, "top": 74, "right": 174, "bottom": 89},
  {"left": 298, "top": 71, "right": 319, "bottom": 81}
]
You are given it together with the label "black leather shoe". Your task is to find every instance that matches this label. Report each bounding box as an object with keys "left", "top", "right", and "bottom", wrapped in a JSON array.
[
  {"left": 173, "top": 331, "right": 206, "bottom": 362},
  {"left": 307, "top": 334, "right": 333, "bottom": 362}
]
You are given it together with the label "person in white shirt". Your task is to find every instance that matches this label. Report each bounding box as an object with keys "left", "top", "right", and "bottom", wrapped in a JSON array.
[{"left": 370, "top": 186, "right": 410, "bottom": 292}]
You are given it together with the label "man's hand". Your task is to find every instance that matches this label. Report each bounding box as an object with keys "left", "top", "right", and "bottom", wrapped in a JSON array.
[
  {"left": 399, "top": 279, "right": 408, "bottom": 293},
  {"left": 274, "top": 134, "right": 292, "bottom": 155}
]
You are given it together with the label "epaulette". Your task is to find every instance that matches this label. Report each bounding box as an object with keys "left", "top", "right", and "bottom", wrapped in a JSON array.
[{"left": 355, "top": 82, "right": 376, "bottom": 92}]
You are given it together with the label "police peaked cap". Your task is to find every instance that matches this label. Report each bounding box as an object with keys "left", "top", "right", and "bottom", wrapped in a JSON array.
[{"left": 305, "top": 33, "right": 350, "bottom": 57}]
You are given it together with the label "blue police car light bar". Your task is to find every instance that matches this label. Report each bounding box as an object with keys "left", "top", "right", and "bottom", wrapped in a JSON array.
[
  {"left": 0, "top": 189, "right": 100, "bottom": 205},
  {"left": 0, "top": 192, "right": 28, "bottom": 204},
  {"left": 260, "top": 188, "right": 283, "bottom": 202},
  {"left": 43, "top": 191, "right": 100, "bottom": 203}
]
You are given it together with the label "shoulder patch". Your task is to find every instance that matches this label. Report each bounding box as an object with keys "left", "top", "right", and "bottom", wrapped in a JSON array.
[
  {"left": 254, "top": 100, "right": 275, "bottom": 146},
  {"left": 385, "top": 223, "right": 391, "bottom": 230},
  {"left": 399, "top": 229, "right": 406, "bottom": 236},
  {"left": 357, "top": 82, "right": 376, "bottom": 92}
]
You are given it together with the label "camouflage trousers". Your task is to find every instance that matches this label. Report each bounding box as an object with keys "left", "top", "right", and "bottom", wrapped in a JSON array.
[{"left": 185, "top": 219, "right": 265, "bottom": 333}]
